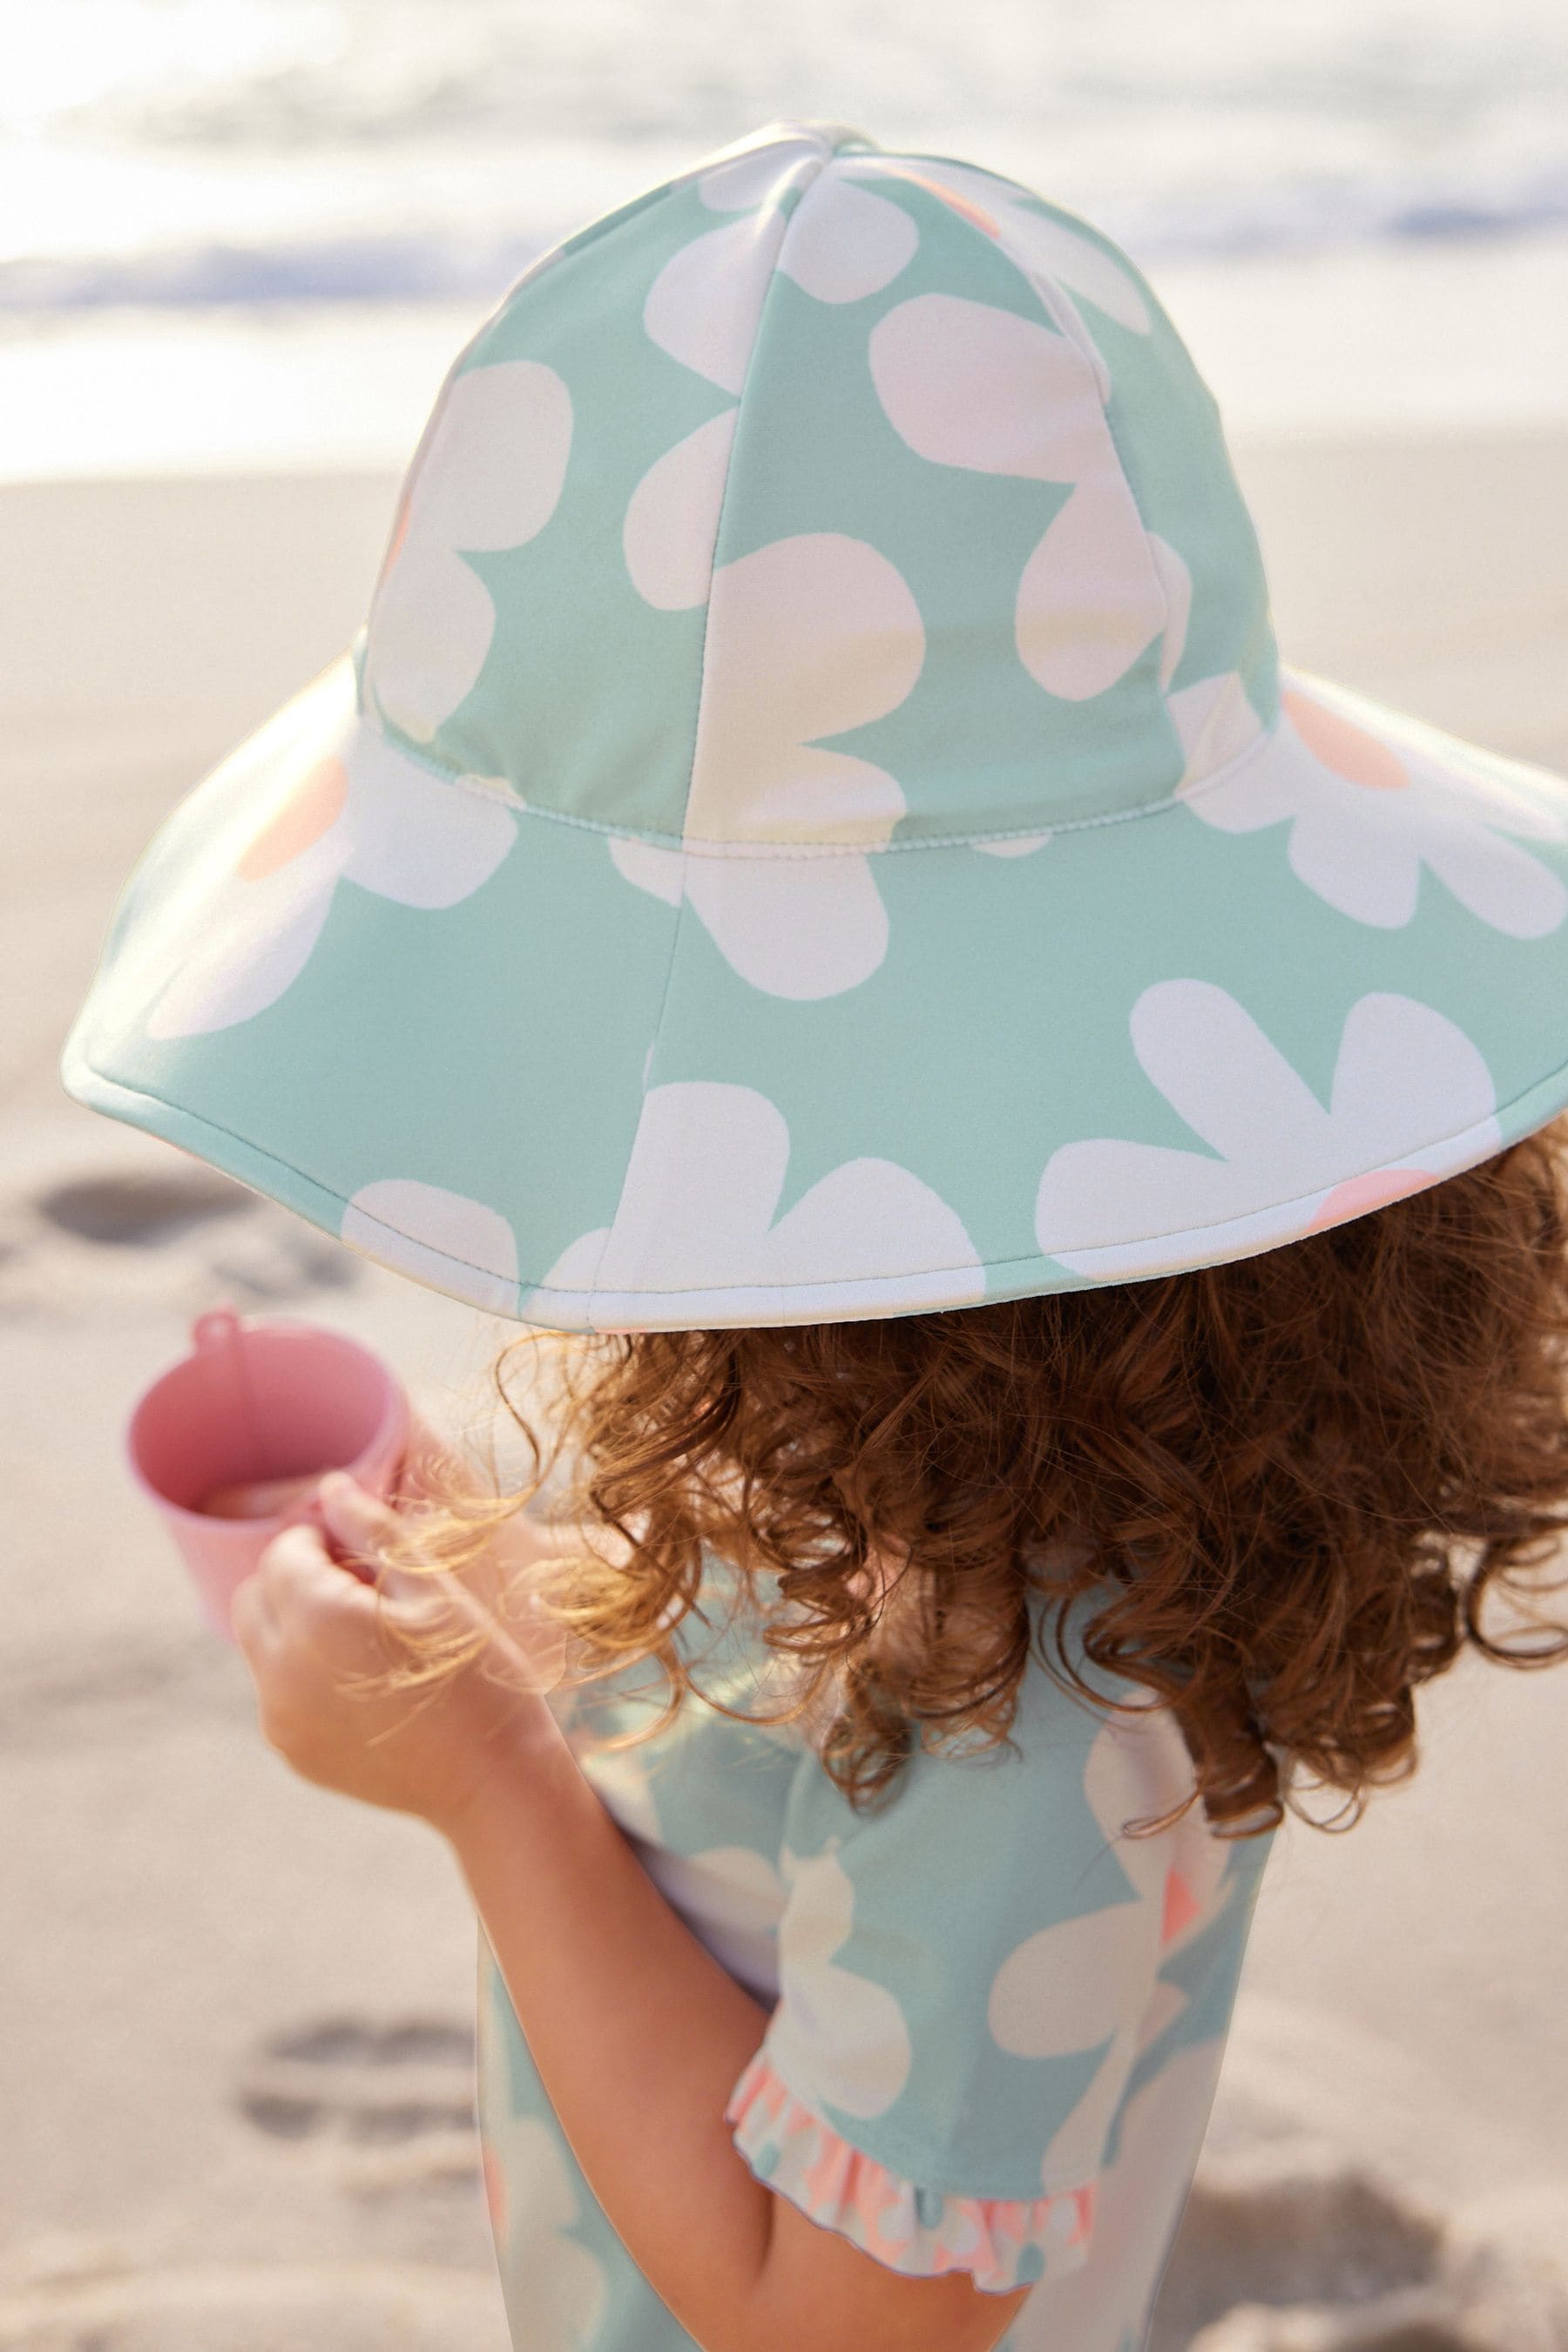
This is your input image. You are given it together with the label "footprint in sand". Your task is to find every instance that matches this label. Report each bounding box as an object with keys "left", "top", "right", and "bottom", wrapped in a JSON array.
[
  {"left": 36, "top": 1166, "right": 254, "bottom": 1246},
  {"left": 3, "top": 1162, "right": 357, "bottom": 1314},
  {"left": 236, "top": 2015, "right": 481, "bottom": 2194}
]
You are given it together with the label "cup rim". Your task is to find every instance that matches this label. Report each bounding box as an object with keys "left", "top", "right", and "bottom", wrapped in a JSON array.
[{"left": 125, "top": 1315, "right": 410, "bottom": 1531}]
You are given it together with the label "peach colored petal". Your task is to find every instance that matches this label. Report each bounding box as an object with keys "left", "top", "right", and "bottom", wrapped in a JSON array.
[
  {"left": 237, "top": 755, "right": 349, "bottom": 879},
  {"left": 1160, "top": 1867, "right": 1202, "bottom": 1947},
  {"left": 1303, "top": 1167, "right": 1434, "bottom": 1232},
  {"left": 897, "top": 170, "right": 1002, "bottom": 236},
  {"left": 1283, "top": 689, "right": 1409, "bottom": 789},
  {"left": 1070, "top": 2182, "right": 1097, "bottom": 2245},
  {"left": 482, "top": 2142, "right": 507, "bottom": 2237},
  {"left": 801, "top": 2121, "right": 846, "bottom": 2209}
]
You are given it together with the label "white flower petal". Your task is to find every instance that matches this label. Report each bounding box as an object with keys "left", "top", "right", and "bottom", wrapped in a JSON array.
[
  {"left": 1286, "top": 800, "right": 1421, "bottom": 929},
  {"left": 1037, "top": 1138, "right": 1265, "bottom": 1276},
  {"left": 622, "top": 408, "right": 738, "bottom": 610},
  {"left": 642, "top": 1846, "right": 787, "bottom": 1997},
  {"left": 989, "top": 1906, "right": 1159, "bottom": 2058},
  {"left": 895, "top": 160, "right": 1153, "bottom": 334},
  {"left": 1147, "top": 535, "right": 1192, "bottom": 691},
  {"left": 363, "top": 547, "right": 500, "bottom": 745},
  {"left": 340, "top": 1178, "right": 519, "bottom": 1315},
  {"left": 544, "top": 1083, "right": 981, "bottom": 1310},
  {"left": 683, "top": 851, "right": 890, "bottom": 999},
  {"left": 1016, "top": 480, "right": 1166, "bottom": 701},
  {"left": 145, "top": 869, "right": 336, "bottom": 1039},
  {"left": 1037, "top": 985, "right": 1503, "bottom": 1280},
  {"left": 341, "top": 738, "right": 517, "bottom": 907},
  {"left": 483, "top": 2114, "right": 609, "bottom": 2344},
  {"left": 1011, "top": 2042, "right": 1233, "bottom": 2346},
  {"left": 687, "top": 533, "right": 922, "bottom": 845},
  {"left": 778, "top": 177, "right": 918, "bottom": 301},
  {"left": 769, "top": 1843, "right": 914, "bottom": 2119},
  {"left": 1422, "top": 821, "right": 1568, "bottom": 938},
  {"left": 869, "top": 293, "right": 1110, "bottom": 486},
  {"left": 644, "top": 214, "right": 784, "bottom": 394},
  {"left": 1184, "top": 679, "right": 1568, "bottom": 937},
  {"left": 1129, "top": 978, "right": 1330, "bottom": 1174},
  {"left": 401, "top": 362, "right": 572, "bottom": 554},
  {"left": 608, "top": 834, "right": 685, "bottom": 908},
  {"left": 1168, "top": 672, "right": 1267, "bottom": 787},
  {"left": 1328, "top": 993, "right": 1497, "bottom": 1150},
  {"left": 975, "top": 831, "right": 1053, "bottom": 857}
]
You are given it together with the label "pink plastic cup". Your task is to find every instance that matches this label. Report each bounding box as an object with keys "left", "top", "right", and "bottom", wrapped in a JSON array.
[{"left": 126, "top": 1304, "right": 410, "bottom": 1639}]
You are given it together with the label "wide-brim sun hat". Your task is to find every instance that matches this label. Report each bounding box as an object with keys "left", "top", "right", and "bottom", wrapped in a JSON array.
[{"left": 62, "top": 119, "right": 1568, "bottom": 1331}]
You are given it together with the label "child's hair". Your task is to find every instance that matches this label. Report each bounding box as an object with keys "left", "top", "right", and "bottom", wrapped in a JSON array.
[{"left": 378, "top": 1116, "right": 1568, "bottom": 1842}]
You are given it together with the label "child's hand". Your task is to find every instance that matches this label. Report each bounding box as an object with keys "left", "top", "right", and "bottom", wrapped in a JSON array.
[{"left": 230, "top": 1471, "right": 554, "bottom": 1836}]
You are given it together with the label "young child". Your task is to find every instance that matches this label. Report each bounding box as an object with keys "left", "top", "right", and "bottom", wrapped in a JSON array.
[{"left": 58, "top": 118, "right": 1568, "bottom": 2352}]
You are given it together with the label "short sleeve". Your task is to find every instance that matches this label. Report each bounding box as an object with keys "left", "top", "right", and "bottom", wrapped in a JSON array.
[{"left": 724, "top": 1653, "right": 1234, "bottom": 2296}]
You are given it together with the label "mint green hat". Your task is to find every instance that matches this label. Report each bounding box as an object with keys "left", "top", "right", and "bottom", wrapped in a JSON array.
[{"left": 61, "top": 120, "right": 1568, "bottom": 1330}]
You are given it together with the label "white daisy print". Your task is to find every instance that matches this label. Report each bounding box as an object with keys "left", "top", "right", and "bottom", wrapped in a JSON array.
[
  {"left": 767, "top": 1839, "right": 915, "bottom": 2120},
  {"left": 339, "top": 1178, "right": 521, "bottom": 1318},
  {"left": 138, "top": 667, "right": 517, "bottom": 1040},
  {"left": 611, "top": 532, "right": 924, "bottom": 999},
  {"left": 1174, "top": 670, "right": 1568, "bottom": 936},
  {"left": 533, "top": 1080, "right": 983, "bottom": 1325},
  {"left": 644, "top": 145, "right": 918, "bottom": 399},
  {"left": 987, "top": 1704, "right": 1230, "bottom": 2187},
  {"left": 868, "top": 292, "right": 1187, "bottom": 704},
  {"left": 1002, "top": 2039, "right": 1233, "bottom": 2352},
  {"left": 476, "top": 2104, "right": 609, "bottom": 2352},
  {"left": 841, "top": 155, "right": 1152, "bottom": 335},
  {"left": 362, "top": 361, "right": 573, "bottom": 746},
  {"left": 1035, "top": 981, "right": 1502, "bottom": 1280}
]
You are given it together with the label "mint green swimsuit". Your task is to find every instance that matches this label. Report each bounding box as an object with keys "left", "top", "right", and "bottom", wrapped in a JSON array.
[{"left": 476, "top": 1565, "right": 1274, "bottom": 2351}]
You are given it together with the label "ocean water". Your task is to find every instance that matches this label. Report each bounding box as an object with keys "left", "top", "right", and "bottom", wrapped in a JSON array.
[{"left": 5, "top": 0, "right": 1568, "bottom": 473}]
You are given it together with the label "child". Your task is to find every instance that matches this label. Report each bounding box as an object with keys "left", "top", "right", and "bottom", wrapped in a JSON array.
[{"left": 59, "top": 118, "right": 1568, "bottom": 2352}]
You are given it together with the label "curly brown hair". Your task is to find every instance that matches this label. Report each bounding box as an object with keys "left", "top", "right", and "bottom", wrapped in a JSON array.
[{"left": 379, "top": 1117, "right": 1568, "bottom": 1842}]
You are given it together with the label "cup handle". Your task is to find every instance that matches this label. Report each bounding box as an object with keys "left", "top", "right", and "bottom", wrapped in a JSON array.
[{"left": 192, "top": 1304, "right": 245, "bottom": 1352}]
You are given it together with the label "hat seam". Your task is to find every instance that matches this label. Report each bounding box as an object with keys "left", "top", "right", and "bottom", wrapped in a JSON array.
[
  {"left": 69, "top": 1053, "right": 1556, "bottom": 1301},
  {"left": 668, "top": 135, "right": 841, "bottom": 845},
  {"left": 361, "top": 702, "right": 1278, "bottom": 856},
  {"left": 577, "top": 138, "right": 843, "bottom": 1315}
]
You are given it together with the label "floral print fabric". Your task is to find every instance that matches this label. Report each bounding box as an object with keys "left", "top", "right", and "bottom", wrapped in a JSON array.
[
  {"left": 724, "top": 2050, "right": 1095, "bottom": 2294},
  {"left": 59, "top": 121, "right": 1568, "bottom": 1334},
  {"left": 474, "top": 1569, "right": 1277, "bottom": 2350}
]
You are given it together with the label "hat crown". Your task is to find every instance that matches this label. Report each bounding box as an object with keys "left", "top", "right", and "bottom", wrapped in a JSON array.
[{"left": 358, "top": 121, "right": 1277, "bottom": 848}]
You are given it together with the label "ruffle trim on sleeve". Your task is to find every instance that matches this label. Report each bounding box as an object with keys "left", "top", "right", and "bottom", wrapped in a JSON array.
[{"left": 723, "top": 2050, "right": 1097, "bottom": 2296}]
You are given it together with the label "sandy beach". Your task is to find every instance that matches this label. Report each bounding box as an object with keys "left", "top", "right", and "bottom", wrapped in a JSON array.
[{"left": 3, "top": 432, "right": 1568, "bottom": 2349}]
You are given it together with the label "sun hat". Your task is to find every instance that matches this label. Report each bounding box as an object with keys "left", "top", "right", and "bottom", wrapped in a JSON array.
[{"left": 60, "top": 118, "right": 1568, "bottom": 1331}]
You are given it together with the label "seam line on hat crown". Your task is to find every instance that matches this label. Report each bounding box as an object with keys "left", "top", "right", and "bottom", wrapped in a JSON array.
[
  {"left": 580, "top": 135, "right": 842, "bottom": 1316},
  {"left": 354, "top": 682, "right": 1290, "bottom": 855}
]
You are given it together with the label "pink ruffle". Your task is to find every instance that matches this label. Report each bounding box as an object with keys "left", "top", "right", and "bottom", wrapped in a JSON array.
[{"left": 724, "top": 2050, "right": 1096, "bottom": 2295}]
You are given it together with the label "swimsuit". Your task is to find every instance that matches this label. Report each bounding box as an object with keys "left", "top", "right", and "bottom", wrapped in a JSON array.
[{"left": 476, "top": 1558, "right": 1275, "bottom": 2350}]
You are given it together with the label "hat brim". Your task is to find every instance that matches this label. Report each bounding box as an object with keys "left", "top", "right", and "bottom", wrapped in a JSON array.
[{"left": 62, "top": 652, "right": 1568, "bottom": 1329}]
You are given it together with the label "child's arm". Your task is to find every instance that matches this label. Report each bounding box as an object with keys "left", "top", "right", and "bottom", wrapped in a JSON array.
[{"left": 232, "top": 1477, "right": 1033, "bottom": 2352}]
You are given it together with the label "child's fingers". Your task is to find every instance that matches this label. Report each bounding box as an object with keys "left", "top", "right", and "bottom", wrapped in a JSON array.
[
  {"left": 230, "top": 1565, "right": 280, "bottom": 1657},
  {"left": 317, "top": 1469, "right": 401, "bottom": 1558},
  {"left": 258, "top": 1516, "right": 379, "bottom": 1633}
]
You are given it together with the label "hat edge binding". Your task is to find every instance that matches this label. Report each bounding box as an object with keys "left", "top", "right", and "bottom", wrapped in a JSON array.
[{"left": 57, "top": 1034, "right": 1568, "bottom": 1332}]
